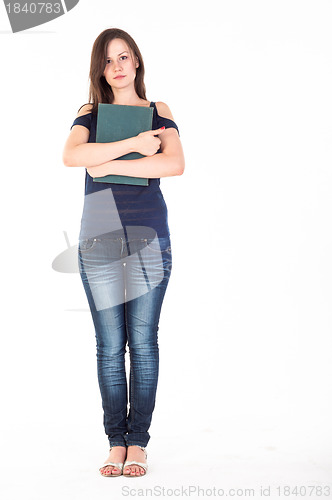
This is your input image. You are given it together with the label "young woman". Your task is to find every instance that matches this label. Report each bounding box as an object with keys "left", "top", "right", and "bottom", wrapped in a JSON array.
[{"left": 63, "top": 28, "right": 185, "bottom": 478}]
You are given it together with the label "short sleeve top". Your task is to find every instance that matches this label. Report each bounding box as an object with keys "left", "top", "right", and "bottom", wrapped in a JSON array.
[{"left": 70, "top": 101, "right": 179, "bottom": 239}]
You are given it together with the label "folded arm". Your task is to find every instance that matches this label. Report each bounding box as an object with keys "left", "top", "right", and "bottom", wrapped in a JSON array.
[
  {"left": 63, "top": 102, "right": 185, "bottom": 178},
  {"left": 63, "top": 104, "right": 139, "bottom": 168},
  {"left": 86, "top": 128, "right": 184, "bottom": 178}
]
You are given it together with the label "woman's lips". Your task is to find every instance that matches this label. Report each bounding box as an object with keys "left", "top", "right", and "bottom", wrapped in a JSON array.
[{"left": 114, "top": 75, "right": 126, "bottom": 79}]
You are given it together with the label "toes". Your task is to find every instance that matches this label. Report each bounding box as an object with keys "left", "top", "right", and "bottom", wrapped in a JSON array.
[
  {"left": 133, "top": 466, "right": 142, "bottom": 475},
  {"left": 101, "top": 465, "right": 119, "bottom": 475},
  {"left": 101, "top": 466, "right": 111, "bottom": 475},
  {"left": 124, "top": 465, "right": 145, "bottom": 476},
  {"left": 131, "top": 466, "right": 137, "bottom": 475}
]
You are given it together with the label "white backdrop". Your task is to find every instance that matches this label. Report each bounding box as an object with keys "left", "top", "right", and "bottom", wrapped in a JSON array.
[{"left": 1, "top": 0, "right": 332, "bottom": 498}]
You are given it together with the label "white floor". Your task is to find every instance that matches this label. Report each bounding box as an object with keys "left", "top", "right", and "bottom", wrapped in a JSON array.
[
  {"left": 1, "top": 304, "right": 331, "bottom": 500},
  {"left": 1, "top": 414, "right": 331, "bottom": 500}
]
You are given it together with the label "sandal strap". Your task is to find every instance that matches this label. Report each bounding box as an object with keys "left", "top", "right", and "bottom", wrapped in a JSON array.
[
  {"left": 124, "top": 460, "right": 148, "bottom": 472},
  {"left": 99, "top": 461, "right": 124, "bottom": 471}
]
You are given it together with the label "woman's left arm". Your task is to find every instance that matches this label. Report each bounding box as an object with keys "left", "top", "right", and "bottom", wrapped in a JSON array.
[{"left": 86, "top": 102, "right": 185, "bottom": 179}]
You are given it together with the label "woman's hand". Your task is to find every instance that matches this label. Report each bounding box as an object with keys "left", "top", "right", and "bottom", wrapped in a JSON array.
[{"left": 133, "top": 127, "right": 166, "bottom": 156}]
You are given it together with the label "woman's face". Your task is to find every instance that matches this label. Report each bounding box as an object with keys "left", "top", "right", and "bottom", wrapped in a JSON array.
[{"left": 103, "top": 38, "right": 138, "bottom": 89}]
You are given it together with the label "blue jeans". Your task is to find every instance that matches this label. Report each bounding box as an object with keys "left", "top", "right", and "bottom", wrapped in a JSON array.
[{"left": 78, "top": 229, "right": 172, "bottom": 448}]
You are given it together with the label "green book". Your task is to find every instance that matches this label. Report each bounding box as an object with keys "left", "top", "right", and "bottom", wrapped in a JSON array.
[{"left": 93, "top": 103, "right": 153, "bottom": 186}]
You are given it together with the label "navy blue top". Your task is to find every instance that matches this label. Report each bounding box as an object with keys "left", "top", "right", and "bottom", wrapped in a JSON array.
[{"left": 71, "top": 101, "right": 179, "bottom": 239}]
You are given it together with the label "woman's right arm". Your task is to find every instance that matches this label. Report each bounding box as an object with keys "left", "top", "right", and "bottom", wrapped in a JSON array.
[
  {"left": 63, "top": 104, "right": 137, "bottom": 167},
  {"left": 63, "top": 104, "right": 163, "bottom": 168}
]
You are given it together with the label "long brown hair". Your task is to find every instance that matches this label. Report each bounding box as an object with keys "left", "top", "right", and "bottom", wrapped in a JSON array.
[{"left": 87, "top": 28, "right": 147, "bottom": 114}]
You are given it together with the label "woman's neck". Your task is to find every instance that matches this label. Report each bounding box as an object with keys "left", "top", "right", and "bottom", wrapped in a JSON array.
[{"left": 112, "top": 88, "right": 149, "bottom": 107}]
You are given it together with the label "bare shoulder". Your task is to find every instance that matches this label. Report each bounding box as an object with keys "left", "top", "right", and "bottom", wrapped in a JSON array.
[
  {"left": 155, "top": 101, "right": 175, "bottom": 121},
  {"left": 76, "top": 103, "right": 93, "bottom": 117}
]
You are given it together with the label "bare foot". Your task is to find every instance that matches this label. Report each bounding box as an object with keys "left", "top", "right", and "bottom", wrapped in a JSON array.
[
  {"left": 123, "top": 446, "right": 147, "bottom": 476},
  {"left": 100, "top": 446, "right": 127, "bottom": 476}
]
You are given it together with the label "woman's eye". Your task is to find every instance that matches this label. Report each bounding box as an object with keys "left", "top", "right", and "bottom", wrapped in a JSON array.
[{"left": 106, "top": 56, "right": 127, "bottom": 64}]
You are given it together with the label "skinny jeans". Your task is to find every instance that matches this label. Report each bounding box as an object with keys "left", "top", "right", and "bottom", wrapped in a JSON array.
[{"left": 78, "top": 229, "right": 172, "bottom": 448}]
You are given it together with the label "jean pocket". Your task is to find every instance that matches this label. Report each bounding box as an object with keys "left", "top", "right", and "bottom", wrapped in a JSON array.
[
  {"left": 144, "top": 237, "right": 171, "bottom": 254},
  {"left": 78, "top": 238, "right": 99, "bottom": 253}
]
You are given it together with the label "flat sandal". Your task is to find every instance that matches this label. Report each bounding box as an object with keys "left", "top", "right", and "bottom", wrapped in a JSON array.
[
  {"left": 123, "top": 445, "right": 148, "bottom": 477},
  {"left": 99, "top": 447, "right": 125, "bottom": 477}
]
